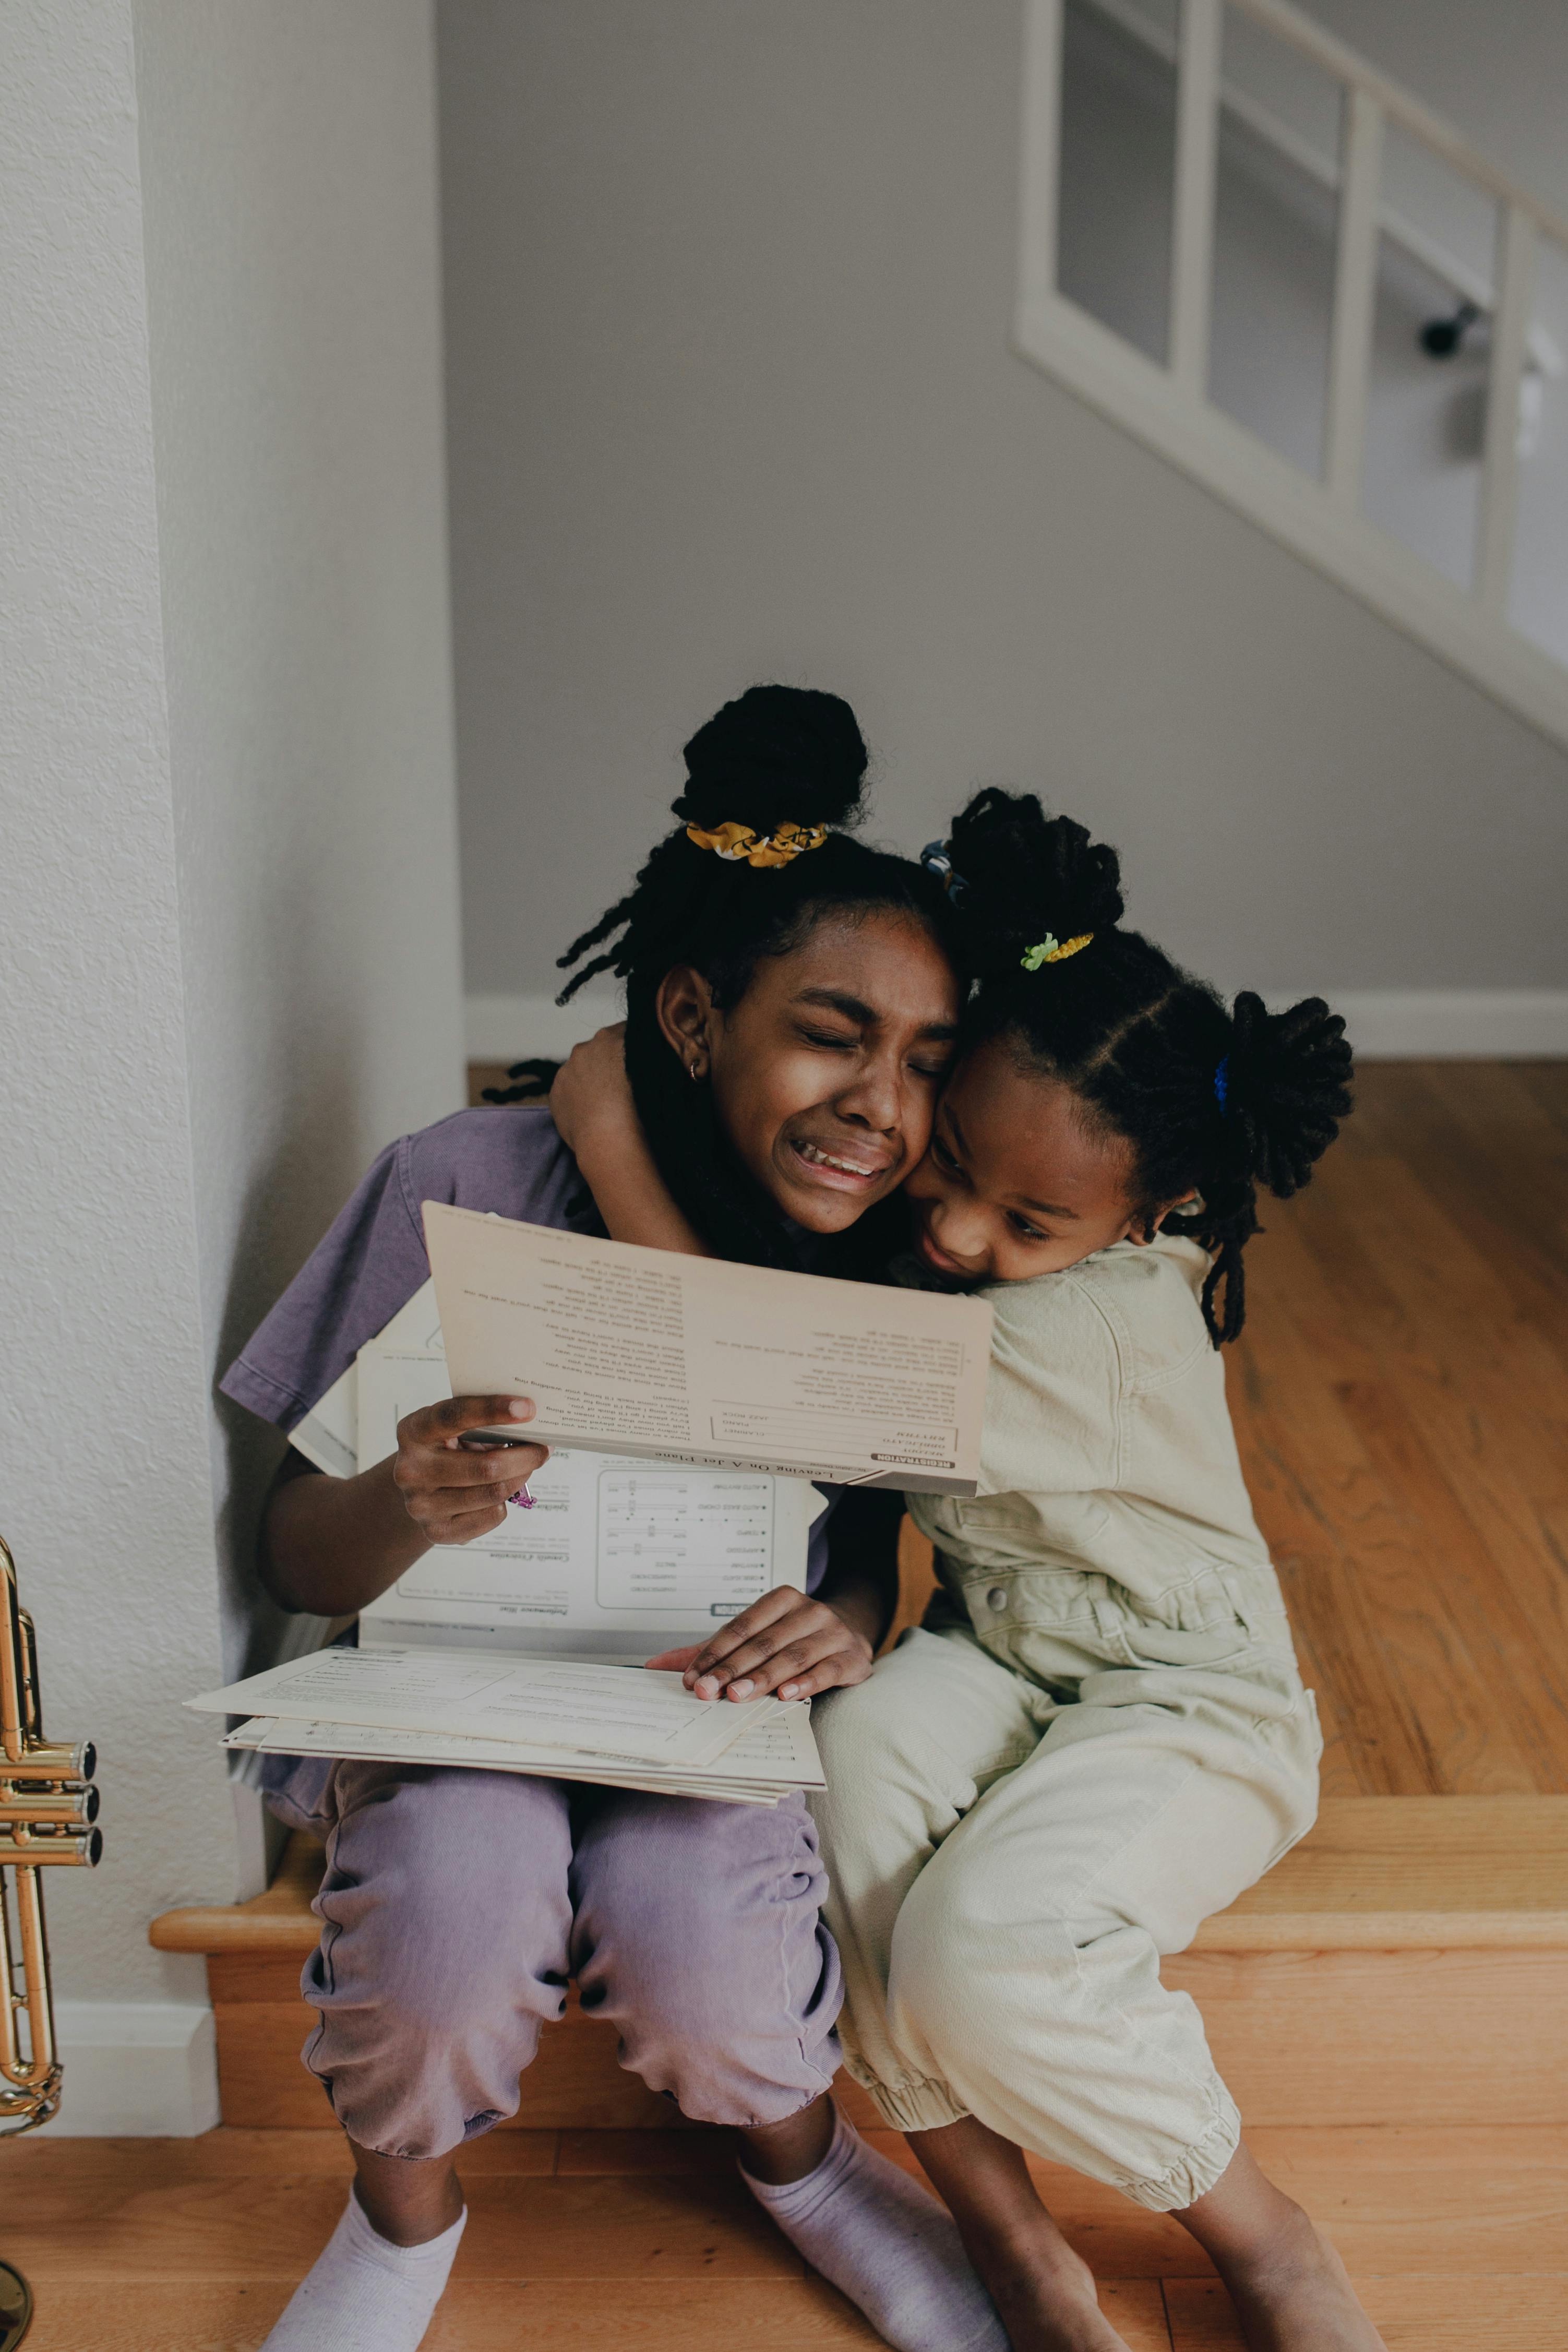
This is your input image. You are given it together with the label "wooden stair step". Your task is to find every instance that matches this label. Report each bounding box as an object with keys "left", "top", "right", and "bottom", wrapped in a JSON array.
[
  {"left": 149, "top": 1797, "right": 1568, "bottom": 1960},
  {"left": 147, "top": 1798, "right": 1568, "bottom": 2133},
  {"left": 3, "top": 2127, "right": 1563, "bottom": 2351}
]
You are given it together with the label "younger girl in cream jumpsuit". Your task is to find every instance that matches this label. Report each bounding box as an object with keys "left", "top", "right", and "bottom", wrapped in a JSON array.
[{"left": 807, "top": 792, "right": 1385, "bottom": 2352}]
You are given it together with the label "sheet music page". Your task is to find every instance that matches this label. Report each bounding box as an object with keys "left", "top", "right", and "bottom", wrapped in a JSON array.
[
  {"left": 351, "top": 1338, "right": 818, "bottom": 1655},
  {"left": 226, "top": 1700, "right": 824, "bottom": 1794},
  {"left": 424, "top": 1202, "right": 994, "bottom": 1494},
  {"left": 290, "top": 1279, "right": 445, "bottom": 1478},
  {"left": 189, "top": 1646, "right": 766, "bottom": 1768}
]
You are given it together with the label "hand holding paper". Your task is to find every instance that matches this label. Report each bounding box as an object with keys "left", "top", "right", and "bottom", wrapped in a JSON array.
[
  {"left": 388, "top": 1389, "right": 548, "bottom": 1546},
  {"left": 424, "top": 1202, "right": 994, "bottom": 1493}
]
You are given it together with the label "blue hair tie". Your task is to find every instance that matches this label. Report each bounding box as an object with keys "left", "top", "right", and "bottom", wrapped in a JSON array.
[
  {"left": 920, "top": 839, "right": 967, "bottom": 901},
  {"left": 1214, "top": 1055, "right": 1230, "bottom": 1113}
]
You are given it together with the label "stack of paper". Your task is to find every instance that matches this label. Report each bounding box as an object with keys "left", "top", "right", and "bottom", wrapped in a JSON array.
[{"left": 190, "top": 1643, "right": 824, "bottom": 1806}]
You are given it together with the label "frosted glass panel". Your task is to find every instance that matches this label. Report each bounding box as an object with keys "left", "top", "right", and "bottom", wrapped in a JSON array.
[
  {"left": 1360, "top": 123, "right": 1498, "bottom": 590},
  {"left": 1208, "top": 6, "right": 1342, "bottom": 477},
  {"left": 1508, "top": 233, "right": 1568, "bottom": 664},
  {"left": 1057, "top": 0, "right": 1180, "bottom": 365}
]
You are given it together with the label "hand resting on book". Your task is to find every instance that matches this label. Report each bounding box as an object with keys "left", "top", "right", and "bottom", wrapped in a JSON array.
[{"left": 648, "top": 1582, "right": 877, "bottom": 1704}]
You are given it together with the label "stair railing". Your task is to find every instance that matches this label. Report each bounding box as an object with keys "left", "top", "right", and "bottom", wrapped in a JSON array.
[{"left": 1016, "top": 0, "right": 1568, "bottom": 749}]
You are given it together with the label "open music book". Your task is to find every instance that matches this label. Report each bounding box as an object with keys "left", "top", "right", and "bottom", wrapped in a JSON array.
[{"left": 205, "top": 1257, "right": 860, "bottom": 1800}]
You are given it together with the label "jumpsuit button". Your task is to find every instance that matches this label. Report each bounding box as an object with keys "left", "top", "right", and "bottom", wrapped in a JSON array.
[{"left": 986, "top": 1585, "right": 1008, "bottom": 1613}]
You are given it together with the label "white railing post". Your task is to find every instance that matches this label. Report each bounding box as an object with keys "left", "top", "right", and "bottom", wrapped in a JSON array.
[
  {"left": 1476, "top": 204, "right": 1536, "bottom": 616},
  {"left": 1019, "top": 0, "right": 1066, "bottom": 315},
  {"left": 1170, "top": 0, "right": 1223, "bottom": 395},
  {"left": 1324, "top": 85, "right": 1383, "bottom": 509}
]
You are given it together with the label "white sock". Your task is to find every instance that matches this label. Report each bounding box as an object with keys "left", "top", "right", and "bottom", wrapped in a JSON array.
[
  {"left": 743, "top": 2106, "right": 1008, "bottom": 2352},
  {"left": 260, "top": 2186, "right": 466, "bottom": 2352}
]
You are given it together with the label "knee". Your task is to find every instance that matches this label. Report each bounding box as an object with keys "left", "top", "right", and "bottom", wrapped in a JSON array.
[
  {"left": 573, "top": 1796, "right": 840, "bottom": 2120},
  {"left": 313, "top": 1768, "right": 570, "bottom": 2028},
  {"left": 886, "top": 1854, "right": 1078, "bottom": 2076},
  {"left": 583, "top": 1796, "right": 828, "bottom": 2032}
]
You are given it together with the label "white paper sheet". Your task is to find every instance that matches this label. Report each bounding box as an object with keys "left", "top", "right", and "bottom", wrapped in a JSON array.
[
  {"left": 188, "top": 1646, "right": 767, "bottom": 1769},
  {"left": 351, "top": 1330, "right": 821, "bottom": 1657},
  {"left": 224, "top": 1701, "right": 824, "bottom": 1806},
  {"left": 424, "top": 1203, "right": 994, "bottom": 1494}
]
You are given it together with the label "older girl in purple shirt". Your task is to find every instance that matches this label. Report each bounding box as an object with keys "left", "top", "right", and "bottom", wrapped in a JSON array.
[{"left": 223, "top": 687, "right": 1008, "bottom": 2352}]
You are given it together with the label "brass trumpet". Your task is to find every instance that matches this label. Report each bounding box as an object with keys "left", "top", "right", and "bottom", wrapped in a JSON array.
[{"left": 1, "top": 1536, "right": 103, "bottom": 2351}]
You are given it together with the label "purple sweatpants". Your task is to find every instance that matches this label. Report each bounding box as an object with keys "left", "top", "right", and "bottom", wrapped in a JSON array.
[{"left": 264, "top": 1754, "right": 843, "bottom": 2158}]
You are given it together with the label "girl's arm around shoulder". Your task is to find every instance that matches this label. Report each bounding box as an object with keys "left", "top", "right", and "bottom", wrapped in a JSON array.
[{"left": 549, "top": 1026, "right": 716, "bottom": 1257}]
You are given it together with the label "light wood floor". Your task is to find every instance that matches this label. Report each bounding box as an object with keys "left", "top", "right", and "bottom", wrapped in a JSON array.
[
  {"left": 42, "top": 1059, "right": 1539, "bottom": 2349},
  {"left": 472, "top": 1057, "right": 1568, "bottom": 1797},
  {"left": 1231, "top": 1060, "right": 1568, "bottom": 1797},
  {"left": 5, "top": 2122, "right": 1565, "bottom": 2350}
]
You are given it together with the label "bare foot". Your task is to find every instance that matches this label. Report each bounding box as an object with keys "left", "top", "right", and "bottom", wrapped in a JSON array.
[
  {"left": 1217, "top": 2199, "right": 1386, "bottom": 2351},
  {"left": 977, "top": 2232, "right": 1133, "bottom": 2351},
  {"left": 1177, "top": 2147, "right": 1385, "bottom": 2352},
  {"left": 906, "top": 2117, "right": 1131, "bottom": 2352}
]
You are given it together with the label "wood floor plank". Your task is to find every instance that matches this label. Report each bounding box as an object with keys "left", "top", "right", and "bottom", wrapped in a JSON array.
[
  {"left": 3, "top": 2167, "right": 803, "bottom": 2284},
  {"left": 0, "top": 2127, "right": 559, "bottom": 2180},
  {"left": 866, "top": 2120, "right": 1568, "bottom": 2279},
  {"left": 1230, "top": 1323, "right": 1492, "bottom": 1793},
  {"left": 556, "top": 2127, "right": 738, "bottom": 2173},
  {"left": 1165, "top": 2273, "right": 1568, "bottom": 2349},
  {"left": 8, "top": 2278, "right": 885, "bottom": 2351},
  {"left": 11, "top": 2126, "right": 1565, "bottom": 2346},
  {"left": 862, "top": 2131, "right": 1213, "bottom": 2278},
  {"left": 1239, "top": 1158, "right": 1568, "bottom": 1792},
  {"left": 1165, "top": 1949, "right": 1568, "bottom": 2127}
]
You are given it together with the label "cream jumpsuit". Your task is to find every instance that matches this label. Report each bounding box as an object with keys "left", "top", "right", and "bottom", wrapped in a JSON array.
[{"left": 812, "top": 1236, "right": 1321, "bottom": 2212}]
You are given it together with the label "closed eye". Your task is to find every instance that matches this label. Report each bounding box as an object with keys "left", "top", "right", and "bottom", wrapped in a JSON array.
[
  {"left": 931, "top": 1134, "right": 965, "bottom": 1177},
  {"left": 798, "top": 1025, "right": 861, "bottom": 1051}
]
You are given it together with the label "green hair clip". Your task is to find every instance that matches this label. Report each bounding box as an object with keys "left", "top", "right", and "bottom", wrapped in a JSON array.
[{"left": 1020, "top": 932, "right": 1093, "bottom": 972}]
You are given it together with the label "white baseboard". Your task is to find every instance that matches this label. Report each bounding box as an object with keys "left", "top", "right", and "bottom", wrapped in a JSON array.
[
  {"left": 35, "top": 2001, "right": 220, "bottom": 2137},
  {"left": 465, "top": 990, "right": 623, "bottom": 1065},
  {"left": 467, "top": 988, "right": 1568, "bottom": 1065},
  {"left": 1299, "top": 990, "right": 1568, "bottom": 1059}
]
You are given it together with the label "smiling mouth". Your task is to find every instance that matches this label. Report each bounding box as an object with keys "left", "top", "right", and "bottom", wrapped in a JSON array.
[{"left": 790, "top": 1140, "right": 889, "bottom": 1186}]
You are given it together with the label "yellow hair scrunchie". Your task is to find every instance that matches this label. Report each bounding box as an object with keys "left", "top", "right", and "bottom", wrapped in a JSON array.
[
  {"left": 685, "top": 820, "right": 830, "bottom": 868},
  {"left": 1020, "top": 932, "right": 1094, "bottom": 971}
]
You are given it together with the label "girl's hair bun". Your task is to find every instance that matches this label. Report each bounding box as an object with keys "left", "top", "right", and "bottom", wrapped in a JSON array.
[
  {"left": 943, "top": 788, "right": 1126, "bottom": 979},
  {"left": 674, "top": 684, "right": 868, "bottom": 837},
  {"left": 1225, "top": 992, "right": 1353, "bottom": 1197}
]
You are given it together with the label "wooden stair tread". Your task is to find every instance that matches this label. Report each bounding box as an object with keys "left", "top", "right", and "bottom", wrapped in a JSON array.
[
  {"left": 3, "top": 2128, "right": 1563, "bottom": 2350},
  {"left": 149, "top": 1797, "right": 1568, "bottom": 1957}
]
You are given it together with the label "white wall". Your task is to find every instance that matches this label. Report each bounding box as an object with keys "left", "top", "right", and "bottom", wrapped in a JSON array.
[
  {"left": 0, "top": 0, "right": 461, "bottom": 2126},
  {"left": 2, "top": 0, "right": 234, "bottom": 2038},
  {"left": 439, "top": 0, "right": 1568, "bottom": 1046},
  {"left": 134, "top": 0, "right": 466, "bottom": 1683}
]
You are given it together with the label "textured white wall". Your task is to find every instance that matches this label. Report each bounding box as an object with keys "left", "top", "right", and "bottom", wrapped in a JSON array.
[
  {"left": 134, "top": 0, "right": 465, "bottom": 1682},
  {"left": 1, "top": 0, "right": 462, "bottom": 2042},
  {"left": 0, "top": 0, "right": 235, "bottom": 2005},
  {"left": 440, "top": 0, "right": 1568, "bottom": 1010}
]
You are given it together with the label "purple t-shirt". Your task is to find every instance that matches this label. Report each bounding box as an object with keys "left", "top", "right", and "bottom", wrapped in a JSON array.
[{"left": 222, "top": 1102, "right": 834, "bottom": 1591}]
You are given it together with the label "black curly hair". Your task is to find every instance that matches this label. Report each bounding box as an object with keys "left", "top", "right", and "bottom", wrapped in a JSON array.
[
  {"left": 931, "top": 787, "right": 1353, "bottom": 1343},
  {"left": 486, "top": 685, "right": 955, "bottom": 1273}
]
